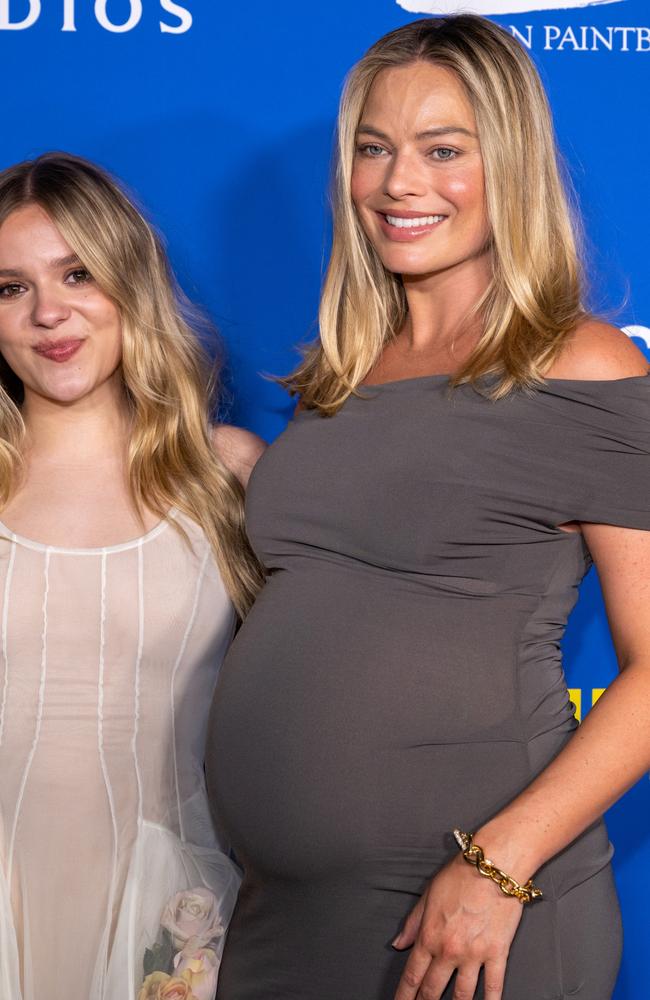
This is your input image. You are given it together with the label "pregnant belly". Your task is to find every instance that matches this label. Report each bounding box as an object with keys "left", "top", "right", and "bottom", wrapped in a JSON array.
[{"left": 206, "top": 562, "right": 533, "bottom": 880}]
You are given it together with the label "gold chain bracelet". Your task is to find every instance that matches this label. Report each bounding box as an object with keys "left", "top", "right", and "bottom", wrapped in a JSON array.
[{"left": 453, "top": 829, "right": 543, "bottom": 905}]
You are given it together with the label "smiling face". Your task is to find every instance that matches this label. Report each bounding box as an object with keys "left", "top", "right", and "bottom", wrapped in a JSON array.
[
  {"left": 350, "top": 61, "right": 490, "bottom": 283},
  {"left": 0, "top": 203, "right": 123, "bottom": 408}
]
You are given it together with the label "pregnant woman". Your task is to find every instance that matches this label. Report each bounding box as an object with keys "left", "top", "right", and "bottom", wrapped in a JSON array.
[
  {"left": 0, "top": 153, "right": 264, "bottom": 1000},
  {"left": 207, "top": 15, "right": 650, "bottom": 1000}
]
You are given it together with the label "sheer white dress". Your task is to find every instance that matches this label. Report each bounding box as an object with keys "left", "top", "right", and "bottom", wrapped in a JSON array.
[{"left": 0, "top": 510, "right": 241, "bottom": 1000}]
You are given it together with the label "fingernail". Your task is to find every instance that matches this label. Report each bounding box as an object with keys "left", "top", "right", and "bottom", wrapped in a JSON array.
[{"left": 391, "top": 934, "right": 402, "bottom": 948}]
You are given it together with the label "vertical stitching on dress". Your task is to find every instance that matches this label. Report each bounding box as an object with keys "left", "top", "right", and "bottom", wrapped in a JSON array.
[
  {"left": 0, "top": 538, "right": 17, "bottom": 747},
  {"left": 171, "top": 547, "right": 210, "bottom": 844},
  {"left": 0, "top": 876, "right": 15, "bottom": 998},
  {"left": 127, "top": 539, "right": 145, "bottom": 991},
  {"left": 133, "top": 539, "right": 145, "bottom": 822},
  {"left": 7, "top": 547, "right": 51, "bottom": 888},
  {"left": 97, "top": 549, "right": 119, "bottom": 992}
]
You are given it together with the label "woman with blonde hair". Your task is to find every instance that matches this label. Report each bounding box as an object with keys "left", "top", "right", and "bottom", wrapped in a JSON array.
[
  {"left": 207, "top": 15, "right": 650, "bottom": 1000},
  {"left": 0, "top": 152, "right": 264, "bottom": 1000}
]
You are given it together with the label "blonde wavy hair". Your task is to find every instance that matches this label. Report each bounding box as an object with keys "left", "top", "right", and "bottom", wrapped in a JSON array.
[
  {"left": 283, "top": 15, "right": 587, "bottom": 413},
  {"left": 0, "top": 152, "right": 264, "bottom": 615}
]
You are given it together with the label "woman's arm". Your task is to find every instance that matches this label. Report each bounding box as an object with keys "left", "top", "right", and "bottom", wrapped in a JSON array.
[
  {"left": 394, "top": 325, "right": 650, "bottom": 1000},
  {"left": 395, "top": 576, "right": 650, "bottom": 1000},
  {"left": 472, "top": 522, "right": 650, "bottom": 884}
]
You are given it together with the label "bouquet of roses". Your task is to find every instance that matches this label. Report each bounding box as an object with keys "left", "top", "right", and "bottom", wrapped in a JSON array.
[{"left": 137, "top": 887, "right": 225, "bottom": 1000}]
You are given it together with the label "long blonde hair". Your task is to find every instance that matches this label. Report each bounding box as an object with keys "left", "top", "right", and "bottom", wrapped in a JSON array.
[
  {"left": 284, "top": 15, "right": 587, "bottom": 413},
  {"left": 0, "top": 152, "right": 264, "bottom": 615}
]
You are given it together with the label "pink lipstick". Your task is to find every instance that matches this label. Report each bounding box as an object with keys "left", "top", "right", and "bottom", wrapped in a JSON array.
[{"left": 34, "top": 339, "right": 84, "bottom": 363}]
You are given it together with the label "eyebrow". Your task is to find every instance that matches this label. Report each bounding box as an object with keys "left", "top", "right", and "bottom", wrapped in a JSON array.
[
  {"left": 357, "top": 124, "right": 478, "bottom": 141},
  {"left": 0, "top": 254, "right": 82, "bottom": 278}
]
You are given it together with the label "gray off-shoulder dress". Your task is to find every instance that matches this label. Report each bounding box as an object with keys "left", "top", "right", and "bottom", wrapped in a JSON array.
[{"left": 206, "top": 373, "right": 650, "bottom": 1000}]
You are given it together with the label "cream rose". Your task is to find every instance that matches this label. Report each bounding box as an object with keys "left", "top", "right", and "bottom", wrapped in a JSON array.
[
  {"left": 137, "top": 973, "right": 198, "bottom": 1000},
  {"left": 174, "top": 948, "right": 219, "bottom": 1000},
  {"left": 138, "top": 972, "right": 171, "bottom": 1000},
  {"left": 159, "top": 979, "right": 197, "bottom": 1000},
  {"left": 138, "top": 972, "right": 198, "bottom": 1000},
  {"left": 161, "top": 887, "right": 224, "bottom": 951}
]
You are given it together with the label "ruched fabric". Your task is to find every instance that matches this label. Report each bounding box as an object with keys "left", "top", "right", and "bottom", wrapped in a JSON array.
[{"left": 207, "top": 374, "right": 650, "bottom": 1000}]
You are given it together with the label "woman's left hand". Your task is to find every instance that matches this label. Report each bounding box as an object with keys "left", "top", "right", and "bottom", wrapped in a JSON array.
[{"left": 393, "top": 853, "right": 525, "bottom": 1000}]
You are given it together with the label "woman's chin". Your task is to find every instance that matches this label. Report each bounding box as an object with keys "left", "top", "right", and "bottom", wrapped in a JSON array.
[
  {"left": 374, "top": 245, "right": 449, "bottom": 278},
  {"left": 29, "top": 377, "right": 99, "bottom": 406},
  {"left": 380, "top": 249, "right": 489, "bottom": 283}
]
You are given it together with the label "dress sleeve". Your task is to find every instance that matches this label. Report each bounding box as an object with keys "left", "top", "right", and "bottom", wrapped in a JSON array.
[{"left": 544, "top": 375, "right": 650, "bottom": 530}]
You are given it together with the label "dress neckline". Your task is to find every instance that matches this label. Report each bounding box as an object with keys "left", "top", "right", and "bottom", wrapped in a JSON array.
[
  {"left": 0, "top": 511, "right": 172, "bottom": 556},
  {"left": 358, "top": 371, "right": 650, "bottom": 391}
]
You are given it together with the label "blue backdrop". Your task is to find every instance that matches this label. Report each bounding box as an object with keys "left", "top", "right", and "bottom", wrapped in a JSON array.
[{"left": 1, "top": 1, "right": 648, "bottom": 996}]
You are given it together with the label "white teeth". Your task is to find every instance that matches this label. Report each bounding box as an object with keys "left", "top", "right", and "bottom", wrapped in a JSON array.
[{"left": 385, "top": 214, "right": 445, "bottom": 228}]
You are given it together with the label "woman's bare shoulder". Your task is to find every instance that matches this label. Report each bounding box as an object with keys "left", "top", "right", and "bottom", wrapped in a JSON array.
[
  {"left": 546, "top": 320, "right": 649, "bottom": 380},
  {"left": 211, "top": 424, "right": 267, "bottom": 488}
]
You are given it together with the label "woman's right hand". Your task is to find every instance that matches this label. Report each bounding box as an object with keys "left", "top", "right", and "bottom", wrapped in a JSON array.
[{"left": 392, "top": 853, "right": 524, "bottom": 1000}]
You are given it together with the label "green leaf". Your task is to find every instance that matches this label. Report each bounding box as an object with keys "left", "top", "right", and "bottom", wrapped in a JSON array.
[
  {"left": 142, "top": 938, "right": 176, "bottom": 976},
  {"left": 142, "top": 947, "right": 158, "bottom": 977}
]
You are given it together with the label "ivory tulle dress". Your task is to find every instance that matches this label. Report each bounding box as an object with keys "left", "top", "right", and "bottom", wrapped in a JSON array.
[{"left": 0, "top": 510, "right": 240, "bottom": 1000}]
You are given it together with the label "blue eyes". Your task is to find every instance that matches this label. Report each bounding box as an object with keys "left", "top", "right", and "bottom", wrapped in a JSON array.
[
  {"left": 432, "top": 147, "right": 457, "bottom": 161},
  {"left": 359, "top": 143, "right": 386, "bottom": 157},
  {"left": 356, "top": 143, "right": 459, "bottom": 162}
]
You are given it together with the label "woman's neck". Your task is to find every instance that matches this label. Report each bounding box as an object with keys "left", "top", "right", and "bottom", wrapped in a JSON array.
[
  {"left": 21, "top": 377, "right": 130, "bottom": 466},
  {"left": 401, "top": 251, "right": 492, "bottom": 356}
]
